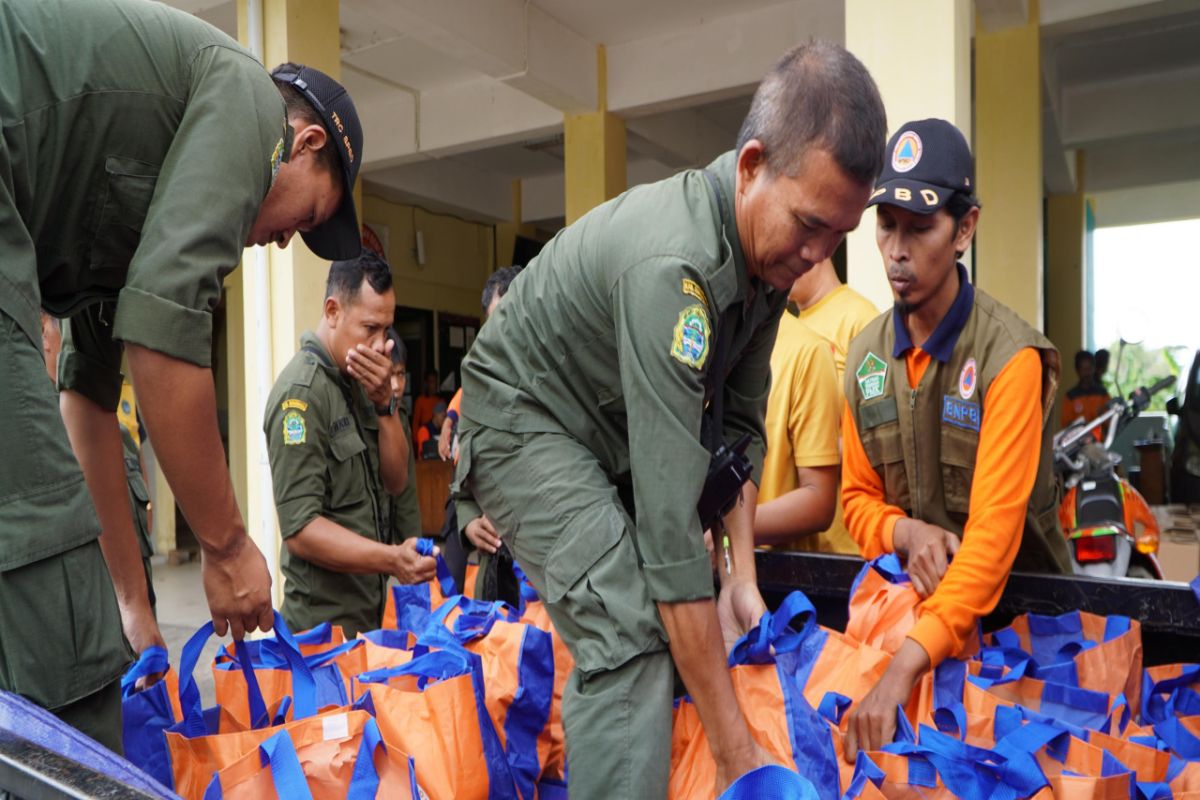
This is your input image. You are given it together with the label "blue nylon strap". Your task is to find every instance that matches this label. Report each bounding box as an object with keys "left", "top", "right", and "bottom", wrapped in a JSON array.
[
  {"left": 415, "top": 537, "right": 457, "bottom": 596},
  {"left": 258, "top": 729, "right": 314, "bottom": 800},
  {"left": 728, "top": 591, "right": 816, "bottom": 667},
  {"left": 817, "top": 692, "right": 851, "bottom": 726},
  {"left": 233, "top": 640, "right": 270, "bottom": 728},
  {"left": 120, "top": 646, "right": 169, "bottom": 697},
  {"left": 346, "top": 717, "right": 385, "bottom": 800}
]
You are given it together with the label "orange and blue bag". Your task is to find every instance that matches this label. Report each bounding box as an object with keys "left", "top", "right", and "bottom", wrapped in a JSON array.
[
  {"left": 164, "top": 611, "right": 343, "bottom": 800},
  {"left": 121, "top": 645, "right": 184, "bottom": 790},
  {"left": 354, "top": 637, "right": 519, "bottom": 800},
  {"left": 669, "top": 592, "right": 841, "bottom": 799},
  {"left": 201, "top": 712, "right": 422, "bottom": 800}
]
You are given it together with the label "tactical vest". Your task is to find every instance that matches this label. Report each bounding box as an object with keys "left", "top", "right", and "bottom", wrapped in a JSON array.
[{"left": 845, "top": 289, "right": 1071, "bottom": 574}]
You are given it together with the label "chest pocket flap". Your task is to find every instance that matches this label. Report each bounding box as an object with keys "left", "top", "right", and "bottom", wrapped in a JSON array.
[
  {"left": 330, "top": 428, "right": 367, "bottom": 462},
  {"left": 91, "top": 156, "right": 160, "bottom": 272}
]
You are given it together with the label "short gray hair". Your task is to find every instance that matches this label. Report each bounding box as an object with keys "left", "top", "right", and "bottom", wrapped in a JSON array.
[{"left": 736, "top": 42, "right": 887, "bottom": 185}]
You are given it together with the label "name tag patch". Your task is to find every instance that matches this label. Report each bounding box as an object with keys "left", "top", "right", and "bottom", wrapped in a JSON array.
[
  {"left": 942, "top": 396, "right": 981, "bottom": 432},
  {"left": 331, "top": 416, "right": 352, "bottom": 436}
]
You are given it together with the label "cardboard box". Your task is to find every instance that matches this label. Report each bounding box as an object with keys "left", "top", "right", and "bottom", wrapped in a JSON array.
[{"left": 1158, "top": 527, "right": 1200, "bottom": 583}]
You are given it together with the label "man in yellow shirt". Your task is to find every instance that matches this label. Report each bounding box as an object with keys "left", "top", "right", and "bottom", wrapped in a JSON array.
[
  {"left": 785, "top": 259, "right": 879, "bottom": 553},
  {"left": 792, "top": 259, "right": 879, "bottom": 380},
  {"left": 754, "top": 312, "right": 840, "bottom": 547}
]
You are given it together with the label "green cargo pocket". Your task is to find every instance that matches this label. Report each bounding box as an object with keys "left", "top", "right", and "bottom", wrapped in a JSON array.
[
  {"left": 329, "top": 428, "right": 368, "bottom": 510},
  {"left": 940, "top": 425, "right": 978, "bottom": 516},
  {"left": 89, "top": 156, "right": 159, "bottom": 275},
  {"left": 542, "top": 501, "right": 666, "bottom": 674}
]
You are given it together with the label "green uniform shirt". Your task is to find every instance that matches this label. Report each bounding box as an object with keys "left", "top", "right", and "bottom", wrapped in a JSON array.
[
  {"left": 0, "top": 0, "right": 288, "bottom": 411},
  {"left": 460, "top": 152, "right": 787, "bottom": 603},
  {"left": 265, "top": 332, "right": 389, "bottom": 637},
  {"left": 388, "top": 409, "right": 422, "bottom": 544}
]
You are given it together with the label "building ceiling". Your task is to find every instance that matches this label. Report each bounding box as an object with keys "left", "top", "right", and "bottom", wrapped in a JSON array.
[{"left": 171, "top": 0, "right": 1200, "bottom": 228}]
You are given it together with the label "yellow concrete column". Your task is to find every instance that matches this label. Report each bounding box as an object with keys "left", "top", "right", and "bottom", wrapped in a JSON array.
[
  {"left": 564, "top": 46, "right": 626, "bottom": 225},
  {"left": 1046, "top": 152, "right": 1087, "bottom": 398},
  {"left": 844, "top": 0, "right": 972, "bottom": 310},
  {"left": 974, "top": 2, "right": 1044, "bottom": 330},
  {"left": 229, "top": 0, "right": 342, "bottom": 604}
]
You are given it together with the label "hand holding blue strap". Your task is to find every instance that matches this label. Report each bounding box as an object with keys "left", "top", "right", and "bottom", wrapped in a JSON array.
[
  {"left": 728, "top": 591, "right": 816, "bottom": 666},
  {"left": 416, "top": 537, "right": 457, "bottom": 596},
  {"left": 120, "top": 646, "right": 169, "bottom": 698}
]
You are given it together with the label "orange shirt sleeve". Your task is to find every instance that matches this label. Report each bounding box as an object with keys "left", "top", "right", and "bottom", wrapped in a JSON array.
[
  {"left": 415, "top": 426, "right": 431, "bottom": 452},
  {"left": 448, "top": 388, "right": 463, "bottom": 422},
  {"left": 841, "top": 400, "right": 907, "bottom": 558},
  {"left": 909, "top": 347, "right": 1044, "bottom": 665}
]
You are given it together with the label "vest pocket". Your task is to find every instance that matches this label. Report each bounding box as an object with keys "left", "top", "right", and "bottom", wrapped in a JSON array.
[
  {"left": 940, "top": 425, "right": 978, "bottom": 515},
  {"left": 861, "top": 421, "right": 910, "bottom": 510}
]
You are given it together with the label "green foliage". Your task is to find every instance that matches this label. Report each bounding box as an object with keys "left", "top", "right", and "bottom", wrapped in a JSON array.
[{"left": 1100, "top": 340, "right": 1187, "bottom": 413}]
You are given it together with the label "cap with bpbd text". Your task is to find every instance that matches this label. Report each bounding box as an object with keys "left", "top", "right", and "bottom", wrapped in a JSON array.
[
  {"left": 867, "top": 118, "right": 974, "bottom": 215},
  {"left": 271, "top": 64, "right": 364, "bottom": 261}
]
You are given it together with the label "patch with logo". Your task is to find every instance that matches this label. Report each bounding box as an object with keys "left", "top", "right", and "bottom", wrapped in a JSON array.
[
  {"left": 856, "top": 352, "right": 888, "bottom": 400},
  {"left": 959, "top": 358, "right": 978, "bottom": 400},
  {"left": 282, "top": 410, "right": 306, "bottom": 445},
  {"left": 942, "top": 396, "right": 981, "bottom": 432},
  {"left": 891, "top": 130, "right": 923, "bottom": 173},
  {"left": 681, "top": 278, "right": 709, "bottom": 308},
  {"left": 671, "top": 305, "right": 711, "bottom": 369},
  {"left": 282, "top": 398, "right": 308, "bottom": 412},
  {"left": 270, "top": 137, "right": 285, "bottom": 181}
]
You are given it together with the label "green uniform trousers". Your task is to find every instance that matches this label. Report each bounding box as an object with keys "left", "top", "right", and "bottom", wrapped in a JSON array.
[
  {"left": 461, "top": 426, "right": 676, "bottom": 799},
  {"left": 0, "top": 310, "right": 130, "bottom": 747}
]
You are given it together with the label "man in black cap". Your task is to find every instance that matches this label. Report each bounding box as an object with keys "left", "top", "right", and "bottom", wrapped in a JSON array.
[
  {"left": 839, "top": 118, "right": 1069, "bottom": 759},
  {"left": 0, "top": 0, "right": 362, "bottom": 750}
]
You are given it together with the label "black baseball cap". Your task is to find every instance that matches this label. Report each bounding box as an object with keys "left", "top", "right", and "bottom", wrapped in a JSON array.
[
  {"left": 867, "top": 118, "right": 974, "bottom": 215},
  {"left": 271, "top": 64, "right": 363, "bottom": 260}
]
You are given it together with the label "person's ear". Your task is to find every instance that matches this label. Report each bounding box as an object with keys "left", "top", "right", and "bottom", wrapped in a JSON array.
[
  {"left": 735, "top": 139, "right": 768, "bottom": 195},
  {"left": 290, "top": 122, "right": 329, "bottom": 161},
  {"left": 323, "top": 295, "right": 340, "bottom": 327},
  {"left": 953, "top": 206, "right": 980, "bottom": 257}
]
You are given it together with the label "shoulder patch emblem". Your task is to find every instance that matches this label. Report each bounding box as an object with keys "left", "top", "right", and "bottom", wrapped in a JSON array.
[
  {"left": 671, "top": 305, "right": 711, "bottom": 370},
  {"left": 282, "top": 398, "right": 308, "bottom": 412},
  {"left": 270, "top": 137, "right": 285, "bottom": 182},
  {"left": 856, "top": 351, "right": 889, "bottom": 400},
  {"left": 959, "top": 358, "right": 978, "bottom": 400},
  {"left": 282, "top": 410, "right": 306, "bottom": 446},
  {"left": 681, "top": 278, "right": 709, "bottom": 309}
]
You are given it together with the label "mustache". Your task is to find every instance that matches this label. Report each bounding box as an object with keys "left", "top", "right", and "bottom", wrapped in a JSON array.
[{"left": 887, "top": 264, "right": 915, "bottom": 283}]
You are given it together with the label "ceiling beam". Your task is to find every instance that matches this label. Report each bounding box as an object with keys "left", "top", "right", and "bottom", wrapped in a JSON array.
[
  {"left": 345, "top": 0, "right": 597, "bottom": 112},
  {"left": 626, "top": 109, "right": 736, "bottom": 169},
  {"left": 1090, "top": 178, "right": 1200, "bottom": 227},
  {"left": 605, "top": 1, "right": 844, "bottom": 117},
  {"left": 1060, "top": 65, "right": 1200, "bottom": 146}
]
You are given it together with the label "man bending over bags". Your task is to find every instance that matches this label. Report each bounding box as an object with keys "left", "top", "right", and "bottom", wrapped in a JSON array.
[{"left": 456, "top": 42, "right": 887, "bottom": 799}]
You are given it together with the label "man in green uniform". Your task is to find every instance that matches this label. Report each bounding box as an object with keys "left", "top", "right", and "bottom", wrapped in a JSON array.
[
  {"left": 265, "top": 254, "right": 437, "bottom": 637},
  {"left": 386, "top": 330, "right": 423, "bottom": 546},
  {"left": 0, "top": 0, "right": 363, "bottom": 750},
  {"left": 458, "top": 43, "right": 887, "bottom": 797}
]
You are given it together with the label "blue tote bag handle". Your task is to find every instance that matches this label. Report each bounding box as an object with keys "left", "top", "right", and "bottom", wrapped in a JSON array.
[
  {"left": 415, "top": 537, "right": 458, "bottom": 596},
  {"left": 120, "top": 646, "right": 170, "bottom": 698},
  {"left": 179, "top": 611, "right": 317, "bottom": 735},
  {"left": 728, "top": 591, "right": 817, "bottom": 666},
  {"left": 718, "top": 765, "right": 817, "bottom": 799}
]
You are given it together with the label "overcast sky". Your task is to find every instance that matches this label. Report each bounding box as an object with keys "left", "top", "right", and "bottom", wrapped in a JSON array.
[{"left": 1091, "top": 219, "right": 1200, "bottom": 364}]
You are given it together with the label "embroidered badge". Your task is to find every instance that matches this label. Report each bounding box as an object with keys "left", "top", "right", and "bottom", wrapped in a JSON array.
[
  {"left": 282, "top": 410, "right": 306, "bottom": 445},
  {"left": 959, "top": 358, "right": 978, "bottom": 400},
  {"left": 856, "top": 352, "right": 888, "bottom": 400},
  {"left": 270, "top": 136, "right": 285, "bottom": 181},
  {"left": 891, "top": 130, "right": 923, "bottom": 173},
  {"left": 942, "top": 396, "right": 981, "bottom": 433},
  {"left": 681, "top": 278, "right": 709, "bottom": 309},
  {"left": 671, "top": 305, "right": 711, "bottom": 370},
  {"left": 281, "top": 398, "right": 309, "bottom": 412}
]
